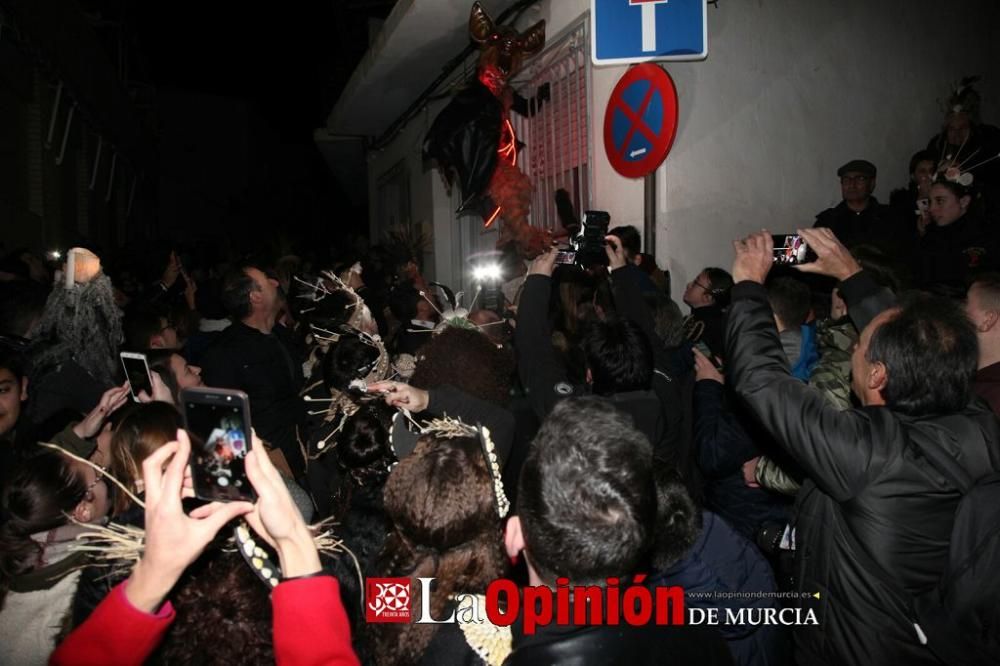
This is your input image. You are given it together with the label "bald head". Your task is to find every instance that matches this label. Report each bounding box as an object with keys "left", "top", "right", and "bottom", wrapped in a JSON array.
[{"left": 966, "top": 276, "right": 1000, "bottom": 368}]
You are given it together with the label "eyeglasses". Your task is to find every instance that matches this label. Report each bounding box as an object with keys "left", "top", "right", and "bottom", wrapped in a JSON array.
[
  {"left": 692, "top": 279, "right": 713, "bottom": 293},
  {"left": 85, "top": 466, "right": 106, "bottom": 498}
]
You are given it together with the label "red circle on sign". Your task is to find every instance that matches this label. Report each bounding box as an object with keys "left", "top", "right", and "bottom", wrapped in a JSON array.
[{"left": 603, "top": 63, "right": 679, "bottom": 179}]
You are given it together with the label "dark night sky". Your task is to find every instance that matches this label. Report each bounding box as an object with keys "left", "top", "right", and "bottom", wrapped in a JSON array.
[
  {"left": 124, "top": 1, "right": 395, "bottom": 142},
  {"left": 67, "top": 0, "right": 395, "bottom": 249},
  {"left": 75, "top": 1, "right": 398, "bottom": 250}
]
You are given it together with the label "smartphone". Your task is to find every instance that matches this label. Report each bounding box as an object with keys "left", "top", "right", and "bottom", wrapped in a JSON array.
[
  {"left": 181, "top": 387, "right": 255, "bottom": 502},
  {"left": 772, "top": 234, "right": 810, "bottom": 265},
  {"left": 693, "top": 340, "right": 724, "bottom": 370},
  {"left": 554, "top": 250, "right": 577, "bottom": 265},
  {"left": 120, "top": 352, "right": 153, "bottom": 402}
]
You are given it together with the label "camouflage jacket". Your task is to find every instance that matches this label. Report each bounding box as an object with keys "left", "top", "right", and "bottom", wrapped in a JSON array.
[
  {"left": 810, "top": 317, "right": 858, "bottom": 411},
  {"left": 755, "top": 317, "right": 859, "bottom": 494}
]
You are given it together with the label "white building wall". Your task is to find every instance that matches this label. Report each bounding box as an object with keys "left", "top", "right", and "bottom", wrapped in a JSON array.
[
  {"left": 372, "top": 0, "right": 998, "bottom": 301},
  {"left": 367, "top": 90, "right": 505, "bottom": 292},
  {"left": 650, "top": 0, "right": 998, "bottom": 301},
  {"left": 366, "top": 98, "right": 443, "bottom": 280}
]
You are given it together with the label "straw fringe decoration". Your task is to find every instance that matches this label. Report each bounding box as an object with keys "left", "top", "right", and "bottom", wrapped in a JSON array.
[
  {"left": 70, "top": 521, "right": 146, "bottom": 577},
  {"left": 40, "top": 442, "right": 145, "bottom": 509},
  {"left": 67, "top": 514, "right": 364, "bottom": 603}
]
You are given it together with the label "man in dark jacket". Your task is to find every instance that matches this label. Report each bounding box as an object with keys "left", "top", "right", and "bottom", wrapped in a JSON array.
[
  {"left": 813, "top": 159, "right": 900, "bottom": 257},
  {"left": 726, "top": 227, "right": 1000, "bottom": 665},
  {"left": 513, "top": 242, "right": 677, "bottom": 459},
  {"left": 200, "top": 266, "right": 306, "bottom": 478},
  {"left": 503, "top": 398, "right": 732, "bottom": 665}
]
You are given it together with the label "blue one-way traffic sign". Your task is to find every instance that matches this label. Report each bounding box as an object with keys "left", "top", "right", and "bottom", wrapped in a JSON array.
[{"left": 592, "top": 0, "right": 708, "bottom": 65}]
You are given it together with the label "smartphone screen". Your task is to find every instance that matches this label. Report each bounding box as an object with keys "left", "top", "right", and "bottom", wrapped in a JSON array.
[
  {"left": 182, "top": 389, "right": 255, "bottom": 502},
  {"left": 772, "top": 234, "right": 809, "bottom": 265},
  {"left": 554, "top": 250, "right": 576, "bottom": 265},
  {"left": 694, "top": 340, "right": 723, "bottom": 370},
  {"left": 120, "top": 353, "right": 153, "bottom": 401}
]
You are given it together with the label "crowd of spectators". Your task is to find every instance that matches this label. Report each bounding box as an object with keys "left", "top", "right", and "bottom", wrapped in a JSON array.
[{"left": 1, "top": 80, "right": 999, "bottom": 666}]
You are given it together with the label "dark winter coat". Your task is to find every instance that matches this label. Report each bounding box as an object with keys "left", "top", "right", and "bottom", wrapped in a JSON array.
[
  {"left": 726, "top": 271, "right": 1000, "bottom": 665},
  {"left": 200, "top": 321, "right": 306, "bottom": 475},
  {"left": 651, "top": 511, "right": 789, "bottom": 666},
  {"left": 813, "top": 197, "right": 900, "bottom": 257},
  {"left": 693, "top": 380, "right": 792, "bottom": 540},
  {"left": 915, "top": 212, "right": 999, "bottom": 298},
  {"left": 513, "top": 272, "right": 667, "bottom": 453}
]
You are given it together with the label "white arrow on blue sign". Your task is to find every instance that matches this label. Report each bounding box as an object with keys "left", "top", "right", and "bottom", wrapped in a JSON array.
[{"left": 591, "top": 0, "right": 708, "bottom": 65}]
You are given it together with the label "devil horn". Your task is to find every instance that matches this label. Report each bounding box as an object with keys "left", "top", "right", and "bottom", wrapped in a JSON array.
[
  {"left": 469, "top": 2, "right": 495, "bottom": 44},
  {"left": 517, "top": 19, "right": 546, "bottom": 56}
]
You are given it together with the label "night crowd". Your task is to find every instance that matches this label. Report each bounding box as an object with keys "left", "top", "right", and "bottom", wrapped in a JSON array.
[{"left": 1, "top": 81, "right": 999, "bottom": 666}]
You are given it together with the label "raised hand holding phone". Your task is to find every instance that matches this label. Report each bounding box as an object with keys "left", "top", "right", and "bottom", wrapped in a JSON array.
[
  {"left": 137, "top": 371, "right": 175, "bottom": 404},
  {"left": 242, "top": 434, "right": 322, "bottom": 578},
  {"left": 792, "top": 228, "right": 863, "bottom": 281},
  {"left": 731, "top": 230, "right": 774, "bottom": 285},
  {"left": 120, "top": 352, "right": 154, "bottom": 402},
  {"left": 73, "top": 382, "right": 130, "bottom": 439},
  {"left": 528, "top": 246, "right": 558, "bottom": 277},
  {"left": 693, "top": 346, "right": 724, "bottom": 384},
  {"left": 126, "top": 431, "right": 252, "bottom": 612},
  {"left": 181, "top": 387, "right": 255, "bottom": 502}
]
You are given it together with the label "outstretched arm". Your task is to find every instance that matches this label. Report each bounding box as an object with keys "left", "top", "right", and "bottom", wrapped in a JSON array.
[
  {"left": 795, "top": 227, "right": 897, "bottom": 330},
  {"left": 727, "top": 231, "right": 881, "bottom": 501},
  {"left": 513, "top": 248, "right": 572, "bottom": 420},
  {"left": 606, "top": 235, "right": 668, "bottom": 369},
  {"left": 52, "top": 432, "right": 253, "bottom": 665},
  {"left": 243, "top": 440, "right": 359, "bottom": 666}
]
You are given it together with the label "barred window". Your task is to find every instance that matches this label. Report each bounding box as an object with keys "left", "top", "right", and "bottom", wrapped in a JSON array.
[{"left": 510, "top": 18, "right": 592, "bottom": 233}]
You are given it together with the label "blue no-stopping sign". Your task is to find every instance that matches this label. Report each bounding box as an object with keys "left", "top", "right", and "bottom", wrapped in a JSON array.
[{"left": 603, "top": 63, "right": 679, "bottom": 178}]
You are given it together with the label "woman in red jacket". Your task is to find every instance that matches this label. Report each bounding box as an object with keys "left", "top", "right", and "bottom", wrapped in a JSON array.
[{"left": 50, "top": 430, "right": 359, "bottom": 666}]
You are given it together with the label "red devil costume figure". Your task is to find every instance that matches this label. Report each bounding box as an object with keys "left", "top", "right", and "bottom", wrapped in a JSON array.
[{"left": 423, "top": 2, "right": 548, "bottom": 257}]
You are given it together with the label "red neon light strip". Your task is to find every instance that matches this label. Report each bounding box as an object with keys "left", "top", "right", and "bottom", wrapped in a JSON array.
[
  {"left": 485, "top": 119, "right": 519, "bottom": 229},
  {"left": 484, "top": 205, "right": 501, "bottom": 229},
  {"left": 497, "top": 119, "right": 517, "bottom": 166}
]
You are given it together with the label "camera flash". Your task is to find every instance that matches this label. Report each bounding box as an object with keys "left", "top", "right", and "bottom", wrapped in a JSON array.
[
  {"left": 49, "top": 250, "right": 62, "bottom": 260},
  {"left": 473, "top": 263, "right": 502, "bottom": 282}
]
